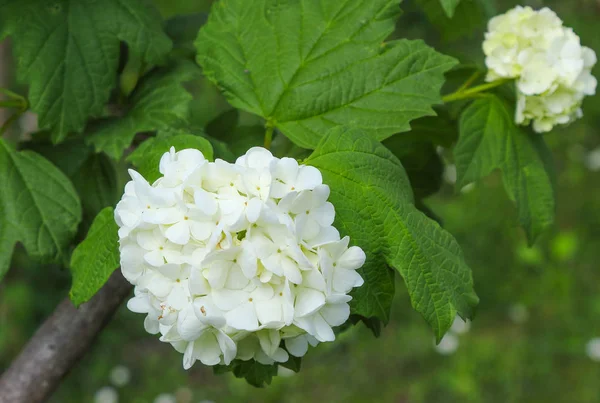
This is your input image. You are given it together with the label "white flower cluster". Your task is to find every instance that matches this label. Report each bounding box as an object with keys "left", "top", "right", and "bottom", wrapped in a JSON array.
[
  {"left": 483, "top": 6, "right": 597, "bottom": 132},
  {"left": 115, "top": 147, "right": 365, "bottom": 369}
]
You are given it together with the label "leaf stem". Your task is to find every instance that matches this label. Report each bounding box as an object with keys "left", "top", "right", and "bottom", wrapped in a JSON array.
[
  {"left": 264, "top": 124, "right": 274, "bottom": 149},
  {"left": 0, "top": 100, "right": 24, "bottom": 109},
  {"left": 456, "top": 71, "right": 483, "bottom": 93},
  {"left": 119, "top": 52, "right": 143, "bottom": 100},
  {"left": 0, "top": 87, "right": 25, "bottom": 101},
  {"left": 0, "top": 112, "right": 23, "bottom": 136},
  {"left": 442, "top": 79, "right": 510, "bottom": 103}
]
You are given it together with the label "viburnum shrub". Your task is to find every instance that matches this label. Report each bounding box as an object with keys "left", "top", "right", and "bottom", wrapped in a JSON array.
[{"left": 0, "top": 0, "right": 595, "bottom": 387}]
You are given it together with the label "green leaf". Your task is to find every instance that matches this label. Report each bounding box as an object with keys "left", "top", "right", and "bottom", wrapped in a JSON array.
[
  {"left": 205, "top": 109, "right": 264, "bottom": 158},
  {"left": 350, "top": 315, "right": 383, "bottom": 337},
  {"left": 22, "top": 135, "right": 92, "bottom": 177},
  {"left": 416, "top": 0, "right": 486, "bottom": 41},
  {"left": 439, "top": 0, "right": 461, "bottom": 17},
  {"left": 214, "top": 359, "right": 278, "bottom": 387},
  {"left": 384, "top": 116, "right": 454, "bottom": 199},
  {"left": 415, "top": 199, "right": 443, "bottom": 226},
  {"left": 389, "top": 140, "right": 444, "bottom": 200},
  {"left": 270, "top": 132, "right": 312, "bottom": 160},
  {"left": 201, "top": 135, "right": 236, "bottom": 162},
  {"left": 0, "top": 0, "right": 172, "bottom": 143},
  {"left": 196, "top": 0, "right": 457, "bottom": 149},
  {"left": 225, "top": 126, "right": 264, "bottom": 157},
  {"left": 128, "top": 133, "right": 214, "bottom": 182},
  {"left": 69, "top": 207, "right": 120, "bottom": 306},
  {"left": 205, "top": 109, "right": 240, "bottom": 139},
  {"left": 231, "top": 360, "right": 278, "bottom": 388},
  {"left": 306, "top": 127, "right": 478, "bottom": 340},
  {"left": 455, "top": 96, "right": 556, "bottom": 244},
  {"left": 280, "top": 356, "right": 302, "bottom": 373},
  {"left": 70, "top": 154, "right": 119, "bottom": 220},
  {"left": 22, "top": 138, "right": 119, "bottom": 221},
  {"left": 87, "top": 62, "right": 200, "bottom": 160},
  {"left": 0, "top": 139, "right": 81, "bottom": 280},
  {"left": 165, "top": 12, "right": 207, "bottom": 58},
  {"left": 398, "top": 114, "right": 458, "bottom": 148}
]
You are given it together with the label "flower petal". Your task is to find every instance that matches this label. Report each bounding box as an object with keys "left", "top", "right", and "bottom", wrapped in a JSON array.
[
  {"left": 165, "top": 221, "right": 191, "bottom": 245},
  {"left": 193, "top": 297, "right": 226, "bottom": 328},
  {"left": 225, "top": 303, "right": 259, "bottom": 331},
  {"left": 313, "top": 314, "right": 335, "bottom": 342},
  {"left": 333, "top": 269, "right": 364, "bottom": 293},
  {"left": 320, "top": 302, "right": 350, "bottom": 327},
  {"left": 255, "top": 299, "right": 283, "bottom": 327},
  {"left": 285, "top": 335, "right": 309, "bottom": 357},
  {"left": 216, "top": 330, "right": 237, "bottom": 365},
  {"left": 194, "top": 332, "right": 222, "bottom": 366},
  {"left": 294, "top": 288, "right": 325, "bottom": 317},
  {"left": 194, "top": 189, "right": 218, "bottom": 216},
  {"left": 246, "top": 197, "right": 263, "bottom": 223}
]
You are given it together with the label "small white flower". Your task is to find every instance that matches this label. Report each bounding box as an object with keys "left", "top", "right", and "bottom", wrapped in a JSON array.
[
  {"left": 236, "top": 332, "right": 289, "bottom": 364},
  {"left": 295, "top": 296, "right": 351, "bottom": 342},
  {"left": 270, "top": 157, "right": 322, "bottom": 198},
  {"left": 174, "top": 306, "right": 236, "bottom": 368},
  {"left": 116, "top": 146, "right": 365, "bottom": 369},
  {"left": 159, "top": 148, "right": 207, "bottom": 187},
  {"left": 136, "top": 229, "right": 183, "bottom": 267},
  {"left": 288, "top": 186, "right": 335, "bottom": 241},
  {"left": 319, "top": 237, "right": 365, "bottom": 295}
]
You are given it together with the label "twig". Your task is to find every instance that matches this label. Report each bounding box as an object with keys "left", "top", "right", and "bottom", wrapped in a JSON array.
[
  {"left": 0, "top": 270, "right": 132, "bottom": 403},
  {"left": 442, "top": 79, "right": 510, "bottom": 103},
  {"left": 455, "top": 71, "right": 482, "bottom": 93},
  {"left": 264, "top": 124, "right": 274, "bottom": 149}
]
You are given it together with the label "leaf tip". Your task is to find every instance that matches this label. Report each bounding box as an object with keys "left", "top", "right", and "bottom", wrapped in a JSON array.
[{"left": 69, "top": 291, "right": 83, "bottom": 308}]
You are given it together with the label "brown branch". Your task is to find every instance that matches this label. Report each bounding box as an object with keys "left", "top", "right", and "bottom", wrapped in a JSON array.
[{"left": 0, "top": 270, "right": 132, "bottom": 403}]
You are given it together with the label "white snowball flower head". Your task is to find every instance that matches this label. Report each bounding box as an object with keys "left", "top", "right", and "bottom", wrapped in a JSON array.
[
  {"left": 483, "top": 6, "right": 597, "bottom": 132},
  {"left": 115, "top": 146, "right": 365, "bottom": 369}
]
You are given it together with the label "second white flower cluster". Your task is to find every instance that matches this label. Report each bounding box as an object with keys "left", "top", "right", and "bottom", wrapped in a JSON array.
[
  {"left": 115, "top": 146, "right": 365, "bottom": 369},
  {"left": 484, "top": 6, "right": 597, "bottom": 132}
]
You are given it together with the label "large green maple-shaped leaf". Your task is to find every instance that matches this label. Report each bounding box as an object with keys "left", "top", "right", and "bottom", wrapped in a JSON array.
[
  {"left": 86, "top": 62, "right": 200, "bottom": 160},
  {"left": 454, "top": 96, "right": 556, "bottom": 244},
  {"left": 195, "top": 0, "right": 457, "bottom": 149},
  {"left": 70, "top": 207, "right": 120, "bottom": 306},
  {"left": 0, "top": 139, "right": 81, "bottom": 280},
  {"left": 306, "top": 127, "right": 478, "bottom": 340},
  {"left": 0, "top": 0, "right": 172, "bottom": 143}
]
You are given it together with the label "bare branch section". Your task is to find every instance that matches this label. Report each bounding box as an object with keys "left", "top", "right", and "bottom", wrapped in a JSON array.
[{"left": 0, "top": 270, "right": 131, "bottom": 403}]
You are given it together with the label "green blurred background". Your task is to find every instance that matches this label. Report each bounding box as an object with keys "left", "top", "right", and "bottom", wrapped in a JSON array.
[{"left": 1, "top": 0, "right": 600, "bottom": 402}]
